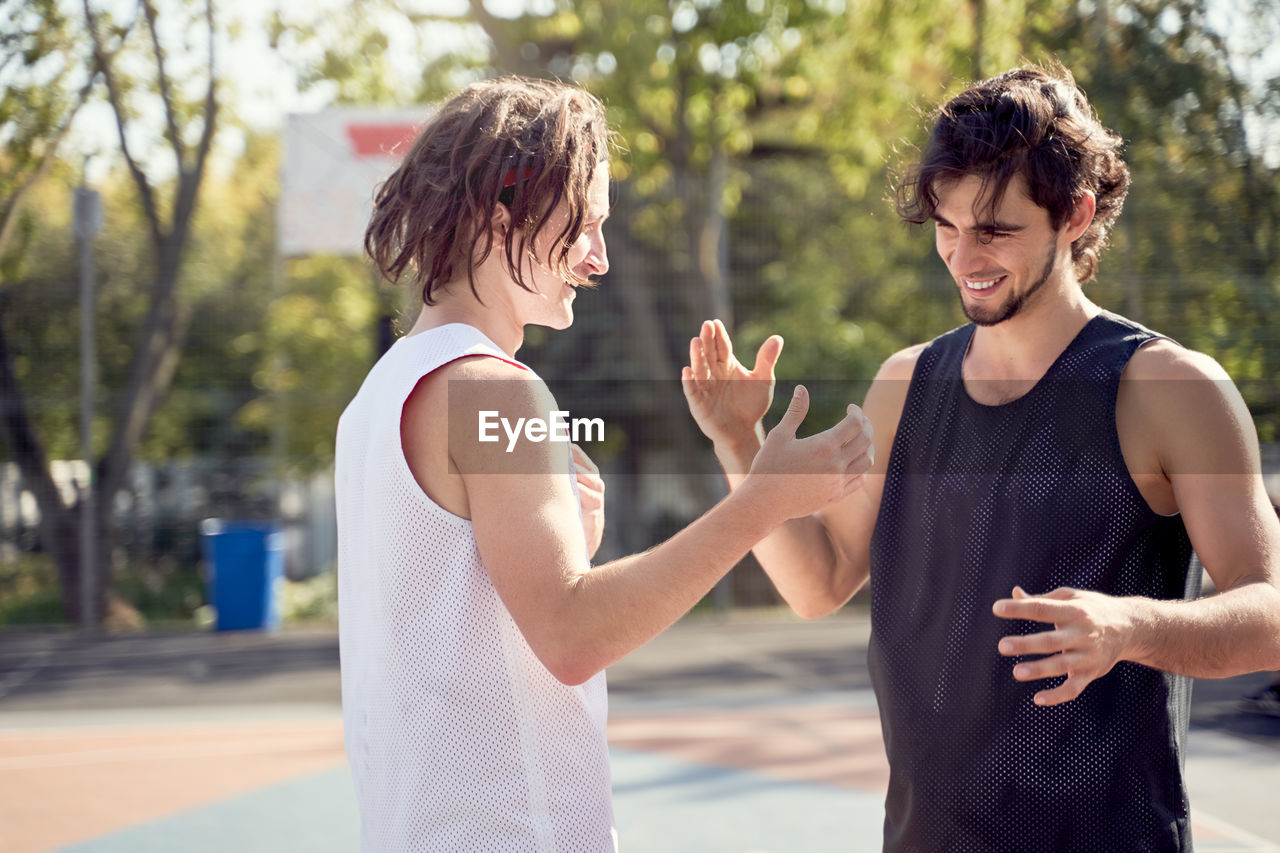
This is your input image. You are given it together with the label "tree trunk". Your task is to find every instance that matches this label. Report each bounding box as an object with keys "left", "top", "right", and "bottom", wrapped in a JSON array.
[
  {"left": 0, "top": 314, "right": 122, "bottom": 624},
  {"left": 98, "top": 240, "right": 191, "bottom": 503},
  {"left": 49, "top": 500, "right": 116, "bottom": 626}
]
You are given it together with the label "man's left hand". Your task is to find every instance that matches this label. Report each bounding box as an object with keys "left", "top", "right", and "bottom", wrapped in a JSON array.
[
  {"left": 572, "top": 443, "right": 605, "bottom": 560},
  {"left": 993, "top": 586, "right": 1140, "bottom": 706}
]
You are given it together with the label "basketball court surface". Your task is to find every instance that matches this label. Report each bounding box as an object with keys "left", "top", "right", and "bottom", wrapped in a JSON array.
[{"left": 2, "top": 612, "right": 1278, "bottom": 852}]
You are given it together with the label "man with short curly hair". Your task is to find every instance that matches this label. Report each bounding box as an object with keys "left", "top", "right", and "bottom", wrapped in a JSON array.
[{"left": 683, "top": 64, "right": 1280, "bottom": 851}]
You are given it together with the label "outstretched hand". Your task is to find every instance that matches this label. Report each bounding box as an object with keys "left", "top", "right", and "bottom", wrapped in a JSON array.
[
  {"left": 741, "top": 383, "right": 874, "bottom": 523},
  {"left": 682, "top": 319, "right": 784, "bottom": 450},
  {"left": 993, "top": 586, "right": 1139, "bottom": 706}
]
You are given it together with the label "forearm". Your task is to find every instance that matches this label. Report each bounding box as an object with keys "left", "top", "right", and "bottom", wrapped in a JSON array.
[
  {"left": 548, "top": 482, "right": 778, "bottom": 684},
  {"left": 497, "top": 382, "right": 873, "bottom": 684},
  {"left": 1126, "top": 580, "right": 1280, "bottom": 678},
  {"left": 714, "top": 434, "right": 864, "bottom": 619}
]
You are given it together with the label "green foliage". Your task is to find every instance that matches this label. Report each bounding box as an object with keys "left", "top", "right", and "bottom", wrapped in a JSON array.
[
  {"left": 1030, "top": 0, "right": 1280, "bottom": 436},
  {"left": 255, "top": 0, "right": 1280, "bottom": 449},
  {"left": 236, "top": 254, "right": 380, "bottom": 470},
  {"left": 113, "top": 560, "right": 206, "bottom": 621},
  {"left": 2, "top": 171, "right": 113, "bottom": 461},
  {"left": 141, "top": 131, "right": 280, "bottom": 461},
  {"left": 0, "top": 0, "right": 94, "bottom": 458},
  {"left": 0, "top": 554, "right": 64, "bottom": 626},
  {"left": 5, "top": 0, "right": 1278, "bottom": 512},
  {"left": 280, "top": 570, "right": 338, "bottom": 625},
  {"left": 0, "top": 143, "right": 281, "bottom": 463},
  {"left": 0, "top": 551, "right": 208, "bottom": 626},
  {"left": 0, "top": 0, "right": 85, "bottom": 212}
]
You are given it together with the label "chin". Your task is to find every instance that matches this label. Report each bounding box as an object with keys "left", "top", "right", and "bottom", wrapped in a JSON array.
[
  {"left": 961, "top": 294, "right": 1018, "bottom": 327},
  {"left": 537, "top": 308, "right": 575, "bottom": 331}
]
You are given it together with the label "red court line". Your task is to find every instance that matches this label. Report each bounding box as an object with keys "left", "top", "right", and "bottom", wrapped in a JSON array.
[
  {"left": 609, "top": 704, "right": 891, "bottom": 791},
  {"left": 607, "top": 704, "right": 1265, "bottom": 849},
  {"left": 1, "top": 707, "right": 1266, "bottom": 852}
]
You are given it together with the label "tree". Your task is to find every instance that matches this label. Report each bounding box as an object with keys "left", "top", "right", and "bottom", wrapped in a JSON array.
[
  {"left": 1031, "top": 0, "right": 1280, "bottom": 436},
  {"left": 0, "top": 1, "right": 94, "bottom": 262},
  {"left": 0, "top": 0, "right": 111, "bottom": 621},
  {"left": 262, "top": 0, "right": 1280, "bottom": 572},
  {"left": 0, "top": 0, "right": 220, "bottom": 625}
]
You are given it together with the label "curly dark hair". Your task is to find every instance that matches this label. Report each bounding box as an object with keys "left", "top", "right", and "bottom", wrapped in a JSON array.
[
  {"left": 896, "top": 65, "right": 1129, "bottom": 284},
  {"left": 365, "top": 76, "right": 615, "bottom": 305}
]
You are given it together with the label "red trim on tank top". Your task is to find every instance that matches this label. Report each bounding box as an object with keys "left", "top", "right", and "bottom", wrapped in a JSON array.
[{"left": 434, "top": 352, "right": 531, "bottom": 372}]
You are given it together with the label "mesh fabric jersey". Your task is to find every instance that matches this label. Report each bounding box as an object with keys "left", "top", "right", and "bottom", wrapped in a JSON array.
[
  {"left": 869, "top": 311, "right": 1197, "bottom": 853},
  {"left": 335, "top": 323, "right": 615, "bottom": 852}
]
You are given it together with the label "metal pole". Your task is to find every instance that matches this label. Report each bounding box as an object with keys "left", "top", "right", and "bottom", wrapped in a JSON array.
[
  {"left": 270, "top": 195, "right": 288, "bottom": 518},
  {"left": 75, "top": 176, "right": 101, "bottom": 634},
  {"left": 706, "top": 145, "right": 734, "bottom": 612}
]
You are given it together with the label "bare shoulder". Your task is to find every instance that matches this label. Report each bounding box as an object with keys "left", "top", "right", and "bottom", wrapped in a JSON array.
[
  {"left": 862, "top": 343, "right": 928, "bottom": 413},
  {"left": 810, "top": 342, "right": 930, "bottom": 581},
  {"left": 439, "top": 355, "right": 574, "bottom": 483},
  {"left": 1120, "top": 339, "right": 1246, "bottom": 424},
  {"left": 445, "top": 353, "right": 549, "bottom": 389},
  {"left": 859, "top": 343, "right": 929, "bottom": 470},
  {"left": 1119, "top": 338, "right": 1258, "bottom": 477},
  {"left": 402, "top": 355, "right": 545, "bottom": 518},
  {"left": 862, "top": 343, "right": 926, "bottom": 422},
  {"left": 875, "top": 342, "right": 929, "bottom": 383},
  {"left": 1120, "top": 341, "right": 1279, "bottom": 596},
  {"left": 430, "top": 354, "right": 558, "bottom": 415},
  {"left": 1123, "top": 338, "right": 1232, "bottom": 383}
]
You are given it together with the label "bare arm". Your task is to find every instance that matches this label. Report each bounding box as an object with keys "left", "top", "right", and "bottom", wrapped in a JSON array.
[
  {"left": 681, "top": 319, "right": 920, "bottom": 618},
  {"left": 438, "top": 357, "right": 872, "bottom": 685},
  {"left": 995, "top": 344, "right": 1280, "bottom": 705}
]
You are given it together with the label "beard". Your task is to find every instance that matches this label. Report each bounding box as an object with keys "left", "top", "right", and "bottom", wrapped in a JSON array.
[{"left": 961, "top": 244, "right": 1058, "bottom": 327}]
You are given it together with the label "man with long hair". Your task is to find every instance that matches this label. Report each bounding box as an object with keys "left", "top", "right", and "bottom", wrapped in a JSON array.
[{"left": 336, "top": 76, "right": 873, "bottom": 851}]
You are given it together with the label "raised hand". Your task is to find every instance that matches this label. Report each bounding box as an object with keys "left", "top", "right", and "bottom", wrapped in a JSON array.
[
  {"left": 740, "top": 384, "right": 875, "bottom": 523},
  {"left": 571, "top": 442, "right": 605, "bottom": 559},
  {"left": 993, "top": 585, "right": 1138, "bottom": 706},
  {"left": 682, "top": 319, "right": 784, "bottom": 450}
]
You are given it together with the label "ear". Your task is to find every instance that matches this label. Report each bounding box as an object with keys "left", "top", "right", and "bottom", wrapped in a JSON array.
[
  {"left": 1063, "top": 191, "right": 1095, "bottom": 243},
  {"left": 489, "top": 202, "right": 512, "bottom": 238}
]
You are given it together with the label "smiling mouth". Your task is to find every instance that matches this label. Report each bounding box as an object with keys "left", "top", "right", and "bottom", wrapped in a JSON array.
[{"left": 963, "top": 275, "right": 1005, "bottom": 294}]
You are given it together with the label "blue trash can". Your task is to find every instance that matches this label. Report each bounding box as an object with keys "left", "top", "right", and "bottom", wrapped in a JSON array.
[{"left": 200, "top": 519, "right": 285, "bottom": 631}]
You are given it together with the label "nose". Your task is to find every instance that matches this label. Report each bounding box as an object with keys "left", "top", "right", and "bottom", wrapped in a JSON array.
[
  {"left": 948, "top": 230, "right": 990, "bottom": 278},
  {"left": 584, "top": 229, "right": 608, "bottom": 278}
]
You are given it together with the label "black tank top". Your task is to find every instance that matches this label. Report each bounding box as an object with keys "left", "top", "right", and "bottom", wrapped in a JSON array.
[{"left": 868, "top": 311, "right": 1197, "bottom": 852}]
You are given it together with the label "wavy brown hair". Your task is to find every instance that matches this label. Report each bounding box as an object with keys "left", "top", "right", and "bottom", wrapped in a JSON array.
[
  {"left": 365, "top": 76, "right": 614, "bottom": 305},
  {"left": 896, "top": 65, "right": 1129, "bottom": 284}
]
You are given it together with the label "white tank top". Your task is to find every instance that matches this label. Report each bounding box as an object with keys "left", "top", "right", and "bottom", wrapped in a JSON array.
[{"left": 335, "top": 323, "right": 616, "bottom": 852}]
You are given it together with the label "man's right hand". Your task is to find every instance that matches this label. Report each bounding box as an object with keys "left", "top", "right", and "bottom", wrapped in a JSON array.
[{"left": 681, "top": 319, "right": 782, "bottom": 452}]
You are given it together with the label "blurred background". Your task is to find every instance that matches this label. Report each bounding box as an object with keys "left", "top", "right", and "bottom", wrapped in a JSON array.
[
  {"left": 1, "top": 0, "right": 1277, "bottom": 629},
  {"left": 3, "top": 3, "right": 1280, "bottom": 852}
]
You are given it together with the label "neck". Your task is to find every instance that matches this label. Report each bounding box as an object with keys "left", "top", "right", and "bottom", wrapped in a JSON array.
[
  {"left": 404, "top": 277, "right": 524, "bottom": 358},
  {"left": 966, "top": 279, "right": 1098, "bottom": 382}
]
